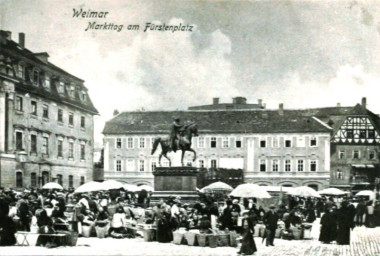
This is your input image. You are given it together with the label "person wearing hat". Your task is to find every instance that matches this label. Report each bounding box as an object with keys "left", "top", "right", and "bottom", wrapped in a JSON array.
[
  {"left": 264, "top": 204, "right": 279, "bottom": 247},
  {"left": 169, "top": 117, "right": 183, "bottom": 152}
]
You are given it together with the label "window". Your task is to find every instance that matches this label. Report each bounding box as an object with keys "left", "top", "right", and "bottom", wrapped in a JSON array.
[
  {"left": 346, "top": 129, "right": 354, "bottom": 139},
  {"left": 127, "top": 138, "right": 133, "bottom": 148},
  {"left": 285, "top": 160, "right": 291, "bottom": 172},
  {"left": 68, "top": 85, "right": 75, "bottom": 98},
  {"left": 236, "top": 139, "right": 242, "bottom": 148},
  {"left": 285, "top": 139, "right": 292, "bottom": 148},
  {"left": 210, "top": 137, "right": 217, "bottom": 148},
  {"left": 57, "top": 174, "right": 63, "bottom": 186},
  {"left": 57, "top": 109, "right": 63, "bottom": 123},
  {"left": 69, "top": 175, "right": 74, "bottom": 188},
  {"left": 116, "top": 138, "right": 122, "bottom": 149},
  {"left": 368, "top": 130, "right": 375, "bottom": 139},
  {"left": 211, "top": 159, "right": 217, "bottom": 168},
  {"left": 139, "top": 160, "right": 145, "bottom": 172},
  {"left": 127, "top": 160, "right": 134, "bottom": 171},
  {"left": 69, "top": 112, "right": 74, "bottom": 126},
  {"left": 31, "top": 173, "right": 37, "bottom": 187},
  {"left": 139, "top": 138, "right": 145, "bottom": 148},
  {"left": 359, "top": 130, "right": 366, "bottom": 139},
  {"left": 369, "top": 151, "right": 376, "bottom": 160},
  {"left": 353, "top": 150, "right": 360, "bottom": 159},
  {"left": 80, "top": 176, "right": 85, "bottom": 185},
  {"left": 16, "top": 172, "right": 23, "bottom": 188},
  {"left": 310, "top": 136, "right": 317, "bottom": 147},
  {"left": 57, "top": 140, "right": 63, "bottom": 157},
  {"left": 80, "top": 144, "right": 85, "bottom": 160},
  {"left": 297, "top": 160, "right": 304, "bottom": 172},
  {"left": 297, "top": 137, "right": 305, "bottom": 147},
  {"left": 310, "top": 160, "right": 317, "bottom": 172},
  {"left": 260, "top": 159, "right": 266, "bottom": 172},
  {"left": 30, "top": 134, "right": 37, "bottom": 154},
  {"left": 260, "top": 139, "right": 266, "bottom": 148},
  {"left": 272, "top": 160, "right": 278, "bottom": 172},
  {"left": 68, "top": 142, "right": 74, "bottom": 159},
  {"left": 42, "top": 137, "right": 48, "bottom": 155},
  {"left": 42, "top": 171, "right": 49, "bottom": 185},
  {"left": 80, "top": 116, "right": 85, "bottom": 128},
  {"left": 33, "top": 70, "right": 39, "bottom": 85},
  {"left": 17, "top": 64, "right": 24, "bottom": 79},
  {"left": 151, "top": 161, "right": 157, "bottom": 171},
  {"left": 222, "top": 137, "right": 229, "bottom": 148},
  {"left": 44, "top": 75, "right": 50, "bottom": 89},
  {"left": 15, "top": 96, "right": 23, "bottom": 111},
  {"left": 116, "top": 160, "right": 122, "bottom": 171},
  {"left": 339, "top": 151, "right": 345, "bottom": 159},
  {"left": 199, "top": 160, "right": 204, "bottom": 168},
  {"left": 336, "top": 170, "right": 343, "bottom": 180},
  {"left": 31, "top": 101, "right": 37, "bottom": 115},
  {"left": 81, "top": 91, "right": 87, "bottom": 102},
  {"left": 15, "top": 131, "right": 23, "bottom": 151},
  {"left": 42, "top": 104, "right": 49, "bottom": 119},
  {"left": 198, "top": 137, "right": 205, "bottom": 148}
]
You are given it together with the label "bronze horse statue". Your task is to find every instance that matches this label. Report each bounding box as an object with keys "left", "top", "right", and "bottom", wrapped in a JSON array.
[{"left": 151, "top": 123, "right": 198, "bottom": 166}]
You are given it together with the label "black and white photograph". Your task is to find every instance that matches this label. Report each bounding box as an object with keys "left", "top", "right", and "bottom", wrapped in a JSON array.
[{"left": 0, "top": 0, "right": 380, "bottom": 255}]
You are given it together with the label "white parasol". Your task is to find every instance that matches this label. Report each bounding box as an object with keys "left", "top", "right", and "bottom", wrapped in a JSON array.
[
  {"left": 42, "top": 182, "right": 63, "bottom": 190},
  {"left": 229, "top": 183, "right": 271, "bottom": 199},
  {"left": 101, "top": 180, "right": 125, "bottom": 190},
  {"left": 123, "top": 183, "right": 139, "bottom": 192},
  {"left": 136, "top": 185, "right": 154, "bottom": 192},
  {"left": 289, "top": 186, "right": 321, "bottom": 198},
  {"left": 74, "top": 181, "right": 103, "bottom": 193},
  {"left": 201, "top": 181, "right": 233, "bottom": 192},
  {"left": 355, "top": 190, "right": 376, "bottom": 199},
  {"left": 318, "top": 188, "right": 348, "bottom": 196}
]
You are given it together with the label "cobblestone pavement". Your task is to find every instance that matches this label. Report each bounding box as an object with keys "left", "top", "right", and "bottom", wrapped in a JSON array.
[{"left": 1, "top": 226, "right": 380, "bottom": 256}]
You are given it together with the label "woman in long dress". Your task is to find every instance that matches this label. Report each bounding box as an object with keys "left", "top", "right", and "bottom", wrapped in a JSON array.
[{"left": 238, "top": 210, "right": 257, "bottom": 255}]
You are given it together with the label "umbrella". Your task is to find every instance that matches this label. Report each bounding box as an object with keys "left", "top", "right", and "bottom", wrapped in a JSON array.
[
  {"left": 102, "top": 180, "right": 125, "bottom": 190},
  {"left": 136, "top": 185, "right": 154, "bottom": 192},
  {"left": 42, "top": 182, "right": 63, "bottom": 190},
  {"left": 201, "top": 182, "right": 233, "bottom": 192},
  {"left": 289, "top": 186, "right": 320, "bottom": 198},
  {"left": 123, "top": 183, "right": 139, "bottom": 192},
  {"left": 229, "top": 183, "right": 271, "bottom": 199},
  {"left": 74, "top": 181, "right": 103, "bottom": 193},
  {"left": 260, "top": 185, "right": 295, "bottom": 194},
  {"left": 356, "top": 190, "right": 376, "bottom": 199},
  {"left": 318, "top": 188, "right": 347, "bottom": 196}
]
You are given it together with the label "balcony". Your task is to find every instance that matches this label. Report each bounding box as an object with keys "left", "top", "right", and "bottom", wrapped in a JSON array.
[{"left": 350, "top": 175, "right": 370, "bottom": 185}]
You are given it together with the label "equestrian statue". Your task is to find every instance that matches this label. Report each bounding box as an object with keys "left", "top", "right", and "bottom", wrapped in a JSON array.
[{"left": 151, "top": 117, "right": 198, "bottom": 166}]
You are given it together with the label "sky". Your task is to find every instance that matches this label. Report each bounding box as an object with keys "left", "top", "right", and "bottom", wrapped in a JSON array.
[{"left": 1, "top": 0, "right": 380, "bottom": 145}]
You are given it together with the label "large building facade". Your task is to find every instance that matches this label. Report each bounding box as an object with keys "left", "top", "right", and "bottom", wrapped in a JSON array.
[
  {"left": 102, "top": 107, "right": 332, "bottom": 190},
  {"left": 0, "top": 31, "right": 98, "bottom": 189}
]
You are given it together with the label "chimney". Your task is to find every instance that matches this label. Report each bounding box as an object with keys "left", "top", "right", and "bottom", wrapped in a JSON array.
[
  {"left": 258, "top": 99, "right": 263, "bottom": 106},
  {"left": 113, "top": 109, "right": 119, "bottom": 116},
  {"left": 361, "top": 97, "right": 367, "bottom": 109},
  {"left": 279, "top": 103, "right": 284, "bottom": 115},
  {"left": 337, "top": 103, "right": 341, "bottom": 107},
  {"left": 213, "top": 97, "right": 219, "bottom": 105},
  {"left": 4, "top": 31, "right": 12, "bottom": 40},
  {"left": 18, "top": 33, "right": 25, "bottom": 48},
  {"left": 233, "top": 97, "right": 247, "bottom": 105}
]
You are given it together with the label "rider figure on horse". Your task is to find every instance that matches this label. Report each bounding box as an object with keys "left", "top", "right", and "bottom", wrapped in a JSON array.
[{"left": 170, "top": 117, "right": 183, "bottom": 152}]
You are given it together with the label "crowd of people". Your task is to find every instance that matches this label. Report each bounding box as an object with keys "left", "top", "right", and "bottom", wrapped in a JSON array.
[{"left": 0, "top": 186, "right": 379, "bottom": 255}]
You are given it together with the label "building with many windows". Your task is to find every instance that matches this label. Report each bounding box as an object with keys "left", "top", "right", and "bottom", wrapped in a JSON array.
[
  {"left": 0, "top": 30, "right": 98, "bottom": 189},
  {"left": 102, "top": 106, "right": 332, "bottom": 190}
]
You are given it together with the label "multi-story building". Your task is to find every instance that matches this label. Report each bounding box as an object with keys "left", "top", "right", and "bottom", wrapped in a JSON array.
[
  {"left": 102, "top": 105, "right": 332, "bottom": 190},
  {"left": 0, "top": 30, "right": 98, "bottom": 189}
]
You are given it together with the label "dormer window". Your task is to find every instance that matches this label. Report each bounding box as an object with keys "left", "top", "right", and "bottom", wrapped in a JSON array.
[
  {"left": 68, "top": 84, "right": 75, "bottom": 98},
  {"left": 81, "top": 91, "right": 87, "bottom": 102},
  {"left": 43, "top": 74, "right": 51, "bottom": 90},
  {"left": 57, "top": 81, "right": 65, "bottom": 94},
  {"left": 33, "top": 69, "right": 39, "bottom": 85},
  {"left": 16, "top": 64, "right": 25, "bottom": 79}
]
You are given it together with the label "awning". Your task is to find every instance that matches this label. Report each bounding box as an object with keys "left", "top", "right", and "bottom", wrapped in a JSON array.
[{"left": 351, "top": 164, "right": 375, "bottom": 168}]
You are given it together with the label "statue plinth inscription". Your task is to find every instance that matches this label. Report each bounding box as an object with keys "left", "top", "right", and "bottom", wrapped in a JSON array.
[{"left": 152, "top": 166, "right": 199, "bottom": 201}]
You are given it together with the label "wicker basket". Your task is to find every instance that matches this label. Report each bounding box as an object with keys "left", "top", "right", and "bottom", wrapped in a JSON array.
[
  {"left": 208, "top": 235, "right": 218, "bottom": 248},
  {"left": 184, "top": 232, "right": 197, "bottom": 246},
  {"left": 196, "top": 234, "right": 208, "bottom": 247},
  {"left": 229, "top": 231, "right": 238, "bottom": 247},
  {"left": 95, "top": 226, "right": 107, "bottom": 238},
  {"left": 217, "top": 234, "right": 229, "bottom": 247},
  {"left": 81, "top": 225, "right": 92, "bottom": 238},
  {"left": 173, "top": 231, "right": 185, "bottom": 245}
]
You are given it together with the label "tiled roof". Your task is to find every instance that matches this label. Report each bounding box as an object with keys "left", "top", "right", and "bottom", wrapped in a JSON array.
[
  {"left": 0, "top": 31, "right": 98, "bottom": 114},
  {"left": 102, "top": 110, "right": 332, "bottom": 135}
]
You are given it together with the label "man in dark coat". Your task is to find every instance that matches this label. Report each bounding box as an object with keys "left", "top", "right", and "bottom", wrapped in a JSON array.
[
  {"left": 319, "top": 206, "right": 338, "bottom": 244},
  {"left": 336, "top": 201, "right": 353, "bottom": 245},
  {"left": 220, "top": 200, "right": 234, "bottom": 230},
  {"left": 0, "top": 198, "right": 17, "bottom": 246},
  {"left": 355, "top": 199, "right": 366, "bottom": 226},
  {"left": 264, "top": 204, "right": 279, "bottom": 246}
]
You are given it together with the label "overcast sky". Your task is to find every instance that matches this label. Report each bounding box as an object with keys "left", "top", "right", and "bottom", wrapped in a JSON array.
[{"left": 1, "top": 0, "right": 380, "bottom": 144}]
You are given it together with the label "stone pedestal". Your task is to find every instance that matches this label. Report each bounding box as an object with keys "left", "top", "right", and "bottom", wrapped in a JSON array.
[{"left": 152, "top": 166, "right": 199, "bottom": 202}]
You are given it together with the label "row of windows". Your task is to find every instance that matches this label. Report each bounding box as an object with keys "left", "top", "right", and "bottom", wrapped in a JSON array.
[
  {"left": 15, "top": 172, "right": 85, "bottom": 188},
  {"left": 114, "top": 136, "right": 319, "bottom": 149},
  {"left": 15, "top": 96, "right": 86, "bottom": 128},
  {"left": 15, "top": 131, "right": 86, "bottom": 160},
  {"left": 338, "top": 150, "right": 376, "bottom": 160},
  {"left": 15, "top": 63, "right": 87, "bottom": 102},
  {"left": 259, "top": 159, "right": 317, "bottom": 172}
]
